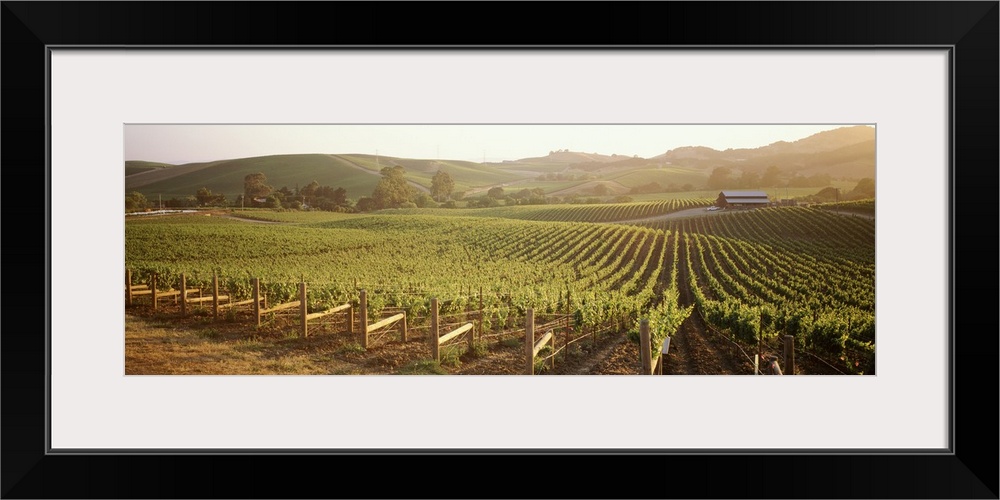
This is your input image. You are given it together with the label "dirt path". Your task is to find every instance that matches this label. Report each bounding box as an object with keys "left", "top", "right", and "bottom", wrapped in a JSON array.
[
  {"left": 665, "top": 235, "right": 751, "bottom": 375},
  {"left": 562, "top": 333, "right": 630, "bottom": 374}
]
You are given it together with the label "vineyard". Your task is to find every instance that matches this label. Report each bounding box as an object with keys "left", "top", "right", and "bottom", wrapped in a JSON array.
[
  {"left": 636, "top": 206, "right": 875, "bottom": 373},
  {"left": 457, "top": 199, "right": 714, "bottom": 222},
  {"left": 125, "top": 203, "right": 875, "bottom": 375},
  {"left": 817, "top": 198, "right": 876, "bottom": 217}
]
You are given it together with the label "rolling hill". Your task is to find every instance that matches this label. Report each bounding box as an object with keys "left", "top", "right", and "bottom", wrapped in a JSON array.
[
  {"left": 124, "top": 160, "right": 175, "bottom": 177},
  {"left": 124, "top": 126, "right": 875, "bottom": 202},
  {"left": 126, "top": 154, "right": 385, "bottom": 201},
  {"left": 336, "top": 154, "right": 523, "bottom": 192},
  {"left": 655, "top": 125, "right": 875, "bottom": 179}
]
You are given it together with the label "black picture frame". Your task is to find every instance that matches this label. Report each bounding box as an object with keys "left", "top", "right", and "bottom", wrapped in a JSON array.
[{"left": 3, "top": 2, "right": 997, "bottom": 498}]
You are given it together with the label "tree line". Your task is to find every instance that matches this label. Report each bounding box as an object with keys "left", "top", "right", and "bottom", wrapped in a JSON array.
[
  {"left": 706, "top": 165, "right": 833, "bottom": 190},
  {"left": 125, "top": 166, "right": 458, "bottom": 213}
]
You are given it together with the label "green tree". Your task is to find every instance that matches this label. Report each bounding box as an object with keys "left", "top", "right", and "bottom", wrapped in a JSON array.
[
  {"left": 125, "top": 191, "right": 148, "bottom": 211},
  {"left": 761, "top": 165, "right": 782, "bottom": 187},
  {"left": 707, "top": 166, "right": 732, "bottom": 190},
  {"left": 332, "top": 187, "right": 348, "bottom": 206},
  {"left": 244, "top": 172, "right": 272, "bottom": 202},
  {"left": 300, "top": 180, "right": 320, "bottom": 201},
  {"left": 430, "top": 169, "right": 455, "bottom": 201},
  {"left": 813, "top": 186, "right": 840, "bottom": 202},
  {"left": 851, "top": 177, "right": 875, "bottom": 198},
  {"left": 195, "top": 187, "right": 215, "bottom": 206},
  {"left": 371, "top": 166, "right": 416, "bottom": 209},
  {"left": 356, "top": 196, "right": 377, "bottom": 212},
  {"left": 264, "top": 194, "right": 282, "bottom": 209},
  {"left": 487, "top": 186, "right": 505, "bottom": 199},
  {"left": 415, "top": 193, "right": 437, "bottom": 208},
  {"left": 739, "top": 171, "right": 761, "bottom": 189}
]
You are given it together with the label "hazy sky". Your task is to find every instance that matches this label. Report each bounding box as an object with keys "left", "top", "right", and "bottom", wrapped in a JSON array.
[{"left": 124, "top": 124, "right": 867, "bottom": 165}]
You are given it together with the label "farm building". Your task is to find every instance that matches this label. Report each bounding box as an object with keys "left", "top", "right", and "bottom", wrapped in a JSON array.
[{"left": 716, "top": 190, "right": 770, "bottom": 209}]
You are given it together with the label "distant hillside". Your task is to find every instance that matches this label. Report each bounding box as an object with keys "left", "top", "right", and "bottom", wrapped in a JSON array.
[
  {"left": 126, "top": 154, "right": 384, "bottom": 201},
  {"left": 125, "top": 160, "right": 223, "bottom": 189},
  {"left": 124, "top": 160, "right": 175, "bottom": 177},
  {"left": 607, "top": 166, "right": 707, "bottom": 189},
  {"left": 515, "top": 150, "right": 620, "bottom": 164},
  {"left": 655, "top": 126, "right": 875, "bottom": 179},
  {"left": 657, "top": 126, "right": 874, "bottom": 162},
  {"left": 570, "top": 156, "right": 662, "bottom": 173},
  {"left": 656, "top": 146, "right": 727, "bottom": 162},
  {"left": 337, "top": 154, "right": 524, "bottom": 191},
  {"left": 737, "top": 139, "right": 876, "bottom": 178},
  {"left": 124, "top": 126, "right": 875, "bottom": 202}
]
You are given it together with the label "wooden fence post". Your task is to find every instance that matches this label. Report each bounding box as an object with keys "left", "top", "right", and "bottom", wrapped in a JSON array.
[
  {"left": 784, "top": 335, "right": 795, "bottom": 375},
  {"left": 125, "top": 269, "right": 132, "bottom": 306},
  {"left": 180, "top": 273, "right": 187, "bottom": 316},
  {"left": 348, "top": 304, "right": 354, "bottom": 334},
  {"left": 564, "top": 290, "right": 571, "bottom": 361},
  {"left": 525, "top": 308, "right": 534, "bottom": 375},
  {"left": 431, "top": 298, "right": 439, "bottom": 362},
  {"left": 360, "top": 289, "right": 368, "bottom": 349},
  {"left": 478, "top": 285, "right": 483, "bottom": 339},
  {"left": 212, "top": 272, "right": 219, "bottom": 321},
  {"left": 252, "top": 278, "right": 261, "bottom": 327},
  {"left": 300, "top": 282, "right": 308, "bottom": 338},
  {"left": 151, "top": 273, "right": 158, "bottom": 311},
  {"left": 400, "top": 311, "right": 407, "bottom": 342},
  {"left": 549, "top": 330, "right": 555, "bottom": 371},
  {"left": 467, "top": 313, "right": 475, "bottom": 351},
  {"left": 640, "top": 319, "right": 651, "bottom": 375}
]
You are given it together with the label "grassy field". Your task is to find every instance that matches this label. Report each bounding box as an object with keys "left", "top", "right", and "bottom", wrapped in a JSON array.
[
  {"left": 130, "top": 154, "right": 382, "bottom": 201},
  {"left": 125, "top": 160, "right": 175, "bottom": 177},
  {"left": 337, "top": 154, "right": 524, "bottom": 191},
  {"left": 605, "top": 166, "right": 708, "bottom": 189},
  {"left": 492, "top": 161, "right": 570, "bottom": 173}
]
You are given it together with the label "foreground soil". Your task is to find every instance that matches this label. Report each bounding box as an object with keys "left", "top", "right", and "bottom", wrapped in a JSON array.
[{"left": 125, "top": 298, "right": 839, "bottom": 375}]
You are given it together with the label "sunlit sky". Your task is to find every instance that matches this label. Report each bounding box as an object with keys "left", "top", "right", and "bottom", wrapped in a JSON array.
[{"left": 125, "top": 124, "right": 868, "bottom": 165}]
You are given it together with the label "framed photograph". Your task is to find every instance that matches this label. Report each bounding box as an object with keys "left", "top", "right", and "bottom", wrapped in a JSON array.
[{"left": 4, "top": 2, "right": 996, "bottom": 498}]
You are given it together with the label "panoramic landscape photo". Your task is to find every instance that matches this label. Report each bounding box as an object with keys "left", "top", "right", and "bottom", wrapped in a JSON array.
[{"left": 124, "top": 124, "right": 876, "bottom": 375}]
